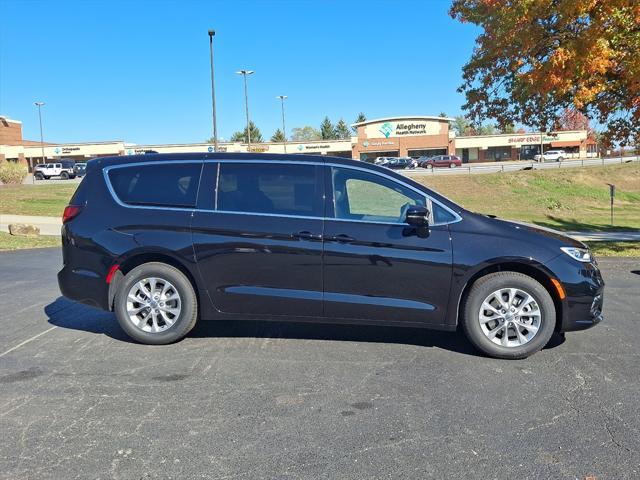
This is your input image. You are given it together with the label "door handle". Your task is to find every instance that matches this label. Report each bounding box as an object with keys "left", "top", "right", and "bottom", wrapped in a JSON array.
[
  {"left": 292, "top": 231, "right": 322, "bottom": 241},
  {"left": 326, "top": 234, "right": 355, "bottom": 243}
]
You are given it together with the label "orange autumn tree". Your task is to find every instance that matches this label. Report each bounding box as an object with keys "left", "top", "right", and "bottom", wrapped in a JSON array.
[
  {"left": 450, "top": 0, "right": 640, "bottom": 145},
  {"left": 558, "top": 108, "right": 591, "bottom": 132}
]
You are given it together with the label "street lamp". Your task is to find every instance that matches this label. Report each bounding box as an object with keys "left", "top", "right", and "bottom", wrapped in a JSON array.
[
  {"left": 34, "top": 101, "right": 46, "bottom": 182},
  {"left": 208, "top": 30, "right": 218, "bottom": 152},
  {"left": 276, "top": 95, "right": 288, "bottom": 153},
  {"left": 235, "top": 70, "right": 254, "bottom": 150}
]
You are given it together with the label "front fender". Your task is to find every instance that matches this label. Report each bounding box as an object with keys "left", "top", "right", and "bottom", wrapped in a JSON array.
[{"left": 444, "top": 255, "right": 561, "bottom": 327}]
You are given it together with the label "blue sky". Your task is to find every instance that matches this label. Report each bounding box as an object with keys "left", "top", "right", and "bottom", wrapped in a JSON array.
[{"left": 0, "top": 0, "right": 480, "bottom": 144}]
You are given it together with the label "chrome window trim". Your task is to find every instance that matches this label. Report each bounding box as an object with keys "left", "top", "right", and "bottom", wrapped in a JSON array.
[
  {"left": 323, "top": 162, "right": 461, "bottom": 226},
  {"left": 101, "top": 158, "right": 462, "bottom": 225}
]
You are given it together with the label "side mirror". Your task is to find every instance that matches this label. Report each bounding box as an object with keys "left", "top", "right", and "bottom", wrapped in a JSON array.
[{"left": 405, "top": 205, "right": 429, "bottom": 227}]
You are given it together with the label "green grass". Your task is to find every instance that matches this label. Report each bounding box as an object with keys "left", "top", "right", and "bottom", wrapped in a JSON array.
[
  {"left": 0, "top": 183, "right": 78, "bottom": 217},
  {"left": 0, "top": 232, "right": 60, "bottom": 251},
  {"left": 0, "top": 162, "right": 639, "bottom": 235},
  {"left": 415, "top": 163, "right": 640, "bottom": 232},
  {"left": 585, "top": 241, "right": 640, "bottom": 258}
]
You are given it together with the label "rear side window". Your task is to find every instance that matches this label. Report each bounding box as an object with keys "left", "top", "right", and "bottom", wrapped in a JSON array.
[
  {"left": 217, "top": 163, "right": 322, "bottom": 217},
  {"left": 108, "top": 162, "right": 201, "bottom": 208}
]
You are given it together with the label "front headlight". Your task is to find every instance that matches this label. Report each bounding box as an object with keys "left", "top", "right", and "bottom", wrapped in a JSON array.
[{"left": 561, "top": 247, "right": 592, "bottom": 263}]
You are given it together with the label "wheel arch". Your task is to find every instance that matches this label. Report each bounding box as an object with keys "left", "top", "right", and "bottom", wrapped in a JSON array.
[
  {"left": 453, "top": 261, "right": 564, "bottom": 332},
  {"left": 108, "top": 251, "right": 202, "bottom": 312}
]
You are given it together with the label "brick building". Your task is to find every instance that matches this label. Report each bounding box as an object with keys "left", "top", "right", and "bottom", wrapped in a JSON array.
[{"left": 1, "top": 114, "right": 596, "bottom": 170}]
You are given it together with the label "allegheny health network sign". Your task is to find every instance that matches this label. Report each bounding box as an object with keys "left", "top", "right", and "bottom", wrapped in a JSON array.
[{"left": 365, "top": 120, "right": 442, "bottom": 139}]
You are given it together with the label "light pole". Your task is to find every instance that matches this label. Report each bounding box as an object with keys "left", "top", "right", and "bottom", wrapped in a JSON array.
[
  {"left": 236, "top": 70, "right": 254, "bottom": 151},
  {"left": 208, "top": 30, "right": 218, "bottom": 152},
  {"left": 276, "top": 95, "right": 288, "bottom": 153},
  {"left": 34, "top": 102, "right": 46, "bottom": 182}
]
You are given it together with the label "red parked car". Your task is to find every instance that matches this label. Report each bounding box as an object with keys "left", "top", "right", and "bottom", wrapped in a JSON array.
[{"left": 418, "top": 155, "right": 462, "bottom": 169}]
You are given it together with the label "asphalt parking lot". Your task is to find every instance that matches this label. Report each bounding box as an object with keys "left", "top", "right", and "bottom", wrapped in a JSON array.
[{"left": 1, "top": 249, "right": 638, "bottom": 479}]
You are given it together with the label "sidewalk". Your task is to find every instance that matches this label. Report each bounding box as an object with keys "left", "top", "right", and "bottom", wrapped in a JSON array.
[
  {"left": 567, "top": 231, "right": 640, "bottom": 242},
  {"left": 0, "top": 214, "right": 62, "bottom": 236},
  {"left": 1, "top": 213, "right": 639, "bottom": 241}
]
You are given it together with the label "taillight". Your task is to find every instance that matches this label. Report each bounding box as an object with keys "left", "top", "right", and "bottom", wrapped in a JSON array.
[{"left": 62, "top": 205, "right": 83, "bottom": 223}]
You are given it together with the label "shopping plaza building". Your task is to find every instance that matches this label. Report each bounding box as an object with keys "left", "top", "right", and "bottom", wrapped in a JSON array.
[{"left": 0, "top": 115, "right": 597, "bottom": 171}]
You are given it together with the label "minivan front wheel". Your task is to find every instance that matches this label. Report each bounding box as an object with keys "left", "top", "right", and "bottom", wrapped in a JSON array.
[
  {"left": 114, "top": 262, "right": 197, "bottom": 344},
  {"left": 461, "top": 272, "right": 555, "bottom": 359}
]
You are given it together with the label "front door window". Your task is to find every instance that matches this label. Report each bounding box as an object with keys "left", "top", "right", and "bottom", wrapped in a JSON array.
[{"left": 331, "top": 167, "right": 426, "bottom": 224}]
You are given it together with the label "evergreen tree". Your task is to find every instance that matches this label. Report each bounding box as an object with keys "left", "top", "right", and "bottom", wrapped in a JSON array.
[
  {"left": 335, "top": 119, "right": 351, "bottom": 139},
  {"left": 271, "top": 128, "right": 286, "bottom": 142},
  {"left": 352, "top": 112, "right": 366, "bottom": 134},
  {"left": 230, "top": 121, "right": 264, "bottom": 143},
  {"left": 320, "top": 116, "right": 336, "bottom": 140}
]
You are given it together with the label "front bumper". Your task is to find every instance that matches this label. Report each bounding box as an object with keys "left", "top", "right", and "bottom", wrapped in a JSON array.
[{"left": 544, "top": 254, "right": 605, "bottom": 332}]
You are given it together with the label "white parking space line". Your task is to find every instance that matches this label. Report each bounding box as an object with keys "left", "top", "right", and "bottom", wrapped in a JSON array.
[{"left": 0, "top": 326, "right": 58, "bottom": 358}]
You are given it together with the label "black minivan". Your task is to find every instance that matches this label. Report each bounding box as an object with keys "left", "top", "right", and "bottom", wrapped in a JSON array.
[{"left": 58, "top": 153, "right": 604, "bottom": 359}]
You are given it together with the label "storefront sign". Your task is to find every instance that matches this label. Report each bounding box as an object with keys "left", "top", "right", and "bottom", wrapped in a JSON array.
[
  {"left": 507, "top": 134, "right": 558, "bottom": 144},
  {"left": 366, "top": 140, "right": 395, "bottom": 147},
  {"left": 61, "top": 147, "right": 81, "bottom": 154},
  {"left": 394, "top": 123, "right": 428, "bottom": 136},
  {"left": 366, "top": 119, "right": 441, "bottom": 139},
  {"left": 379, "top": 122, "right": 429, "bottom": 137},
  {"left": 297, "top": 144, "right": 331, "bottom": 151}
]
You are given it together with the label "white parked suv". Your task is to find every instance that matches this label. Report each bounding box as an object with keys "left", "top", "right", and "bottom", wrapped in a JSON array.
[
  {"left": 534, "top": 150, "right": 566, "bottom": 162},
  {"left": 33, "top": 161, "right": 76, "bottom": 180}
]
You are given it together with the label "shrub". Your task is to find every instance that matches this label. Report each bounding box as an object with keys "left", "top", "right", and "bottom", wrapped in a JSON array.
[{"left": 0, "top": 162, "right": 28, "bottom": 184}]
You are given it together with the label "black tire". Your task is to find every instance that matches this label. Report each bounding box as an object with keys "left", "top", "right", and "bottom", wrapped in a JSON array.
[
  {"left": 426, "top": 164, "right": 433, "bottom": 169},
  {"left": 60, "top": 171, "right": 69, "bottom": 180},
  {"left": 449, "top": 163, "right": 456, "bottom": 168},
  {"left": 114, "top": 262, "right": 198, "bottom": 345},
  {"left": 44, "top": 176, "right": 50, "bottom": 180},
  {"left": 557, "top": 157, "right": 564, "bottom": 162},
  {"left": 34, "top": 172, "right": 44, "bottom": 180},
  {"left": 461, "top": 272, "right": 556, "bottom": 359}
]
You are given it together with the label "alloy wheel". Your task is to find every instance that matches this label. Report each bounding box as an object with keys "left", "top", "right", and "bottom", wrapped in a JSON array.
[
  {"left": 478, "top": 287, "right": 542, "bottom": 347},
  {"left": 126, "top": 277, "right": 182, "bottom": 333}
]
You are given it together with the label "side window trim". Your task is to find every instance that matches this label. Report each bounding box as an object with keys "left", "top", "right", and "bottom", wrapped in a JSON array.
[
  {"left": 102, "top": 159, "right": 460, "bottom": 225},
  {"left": 328, "top": 165, "right": 429, "bottom": 226},
  {"left": 323, "top": 163, "right": 460, "bottom": 226}
]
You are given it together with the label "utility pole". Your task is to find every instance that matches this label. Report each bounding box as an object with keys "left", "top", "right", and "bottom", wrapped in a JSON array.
[
  {"left": 34, "top": 101, "right": 46, "bottom": 183},
  {"left": 236, "top": 70, "right": 254, "bottom": 151},
  {"left": 208, "top": 30, "right": 218, "bottom": 152},
  {"left": 539, "top": 127, "right": 544, "bottom": 163},
  {"left": 276, "top": 95, "right": 288, "bottom": 153}
]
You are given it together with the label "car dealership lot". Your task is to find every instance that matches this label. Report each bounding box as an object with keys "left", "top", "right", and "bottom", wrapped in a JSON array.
[{"left": 1, "top": 249, "right": 638, "bottom": 479}]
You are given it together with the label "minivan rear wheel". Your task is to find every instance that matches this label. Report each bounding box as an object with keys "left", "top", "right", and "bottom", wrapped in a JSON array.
[
  {"left": 461, "top": 272, "right": 555, "bottom": 359},
  {"left": 114, "top": 262, "right": 198, "bottom": 344}
]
